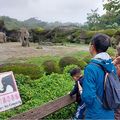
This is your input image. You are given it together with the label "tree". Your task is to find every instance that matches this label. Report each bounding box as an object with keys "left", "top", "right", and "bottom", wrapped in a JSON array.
[
  {"left": 0, "top": 20, "right": 5, "bottom": 32},
  {"left": 103, "top": 0, "right": 120, "bottom": 25},
  {"left": 86, "top": 9, "right": 100, "bottom": 30},
  {"left": 103, "top": 0, "right": 120, "bottom": 16},
  {"left": 84, "top": 0, "right": 120, "bottom": 30}
]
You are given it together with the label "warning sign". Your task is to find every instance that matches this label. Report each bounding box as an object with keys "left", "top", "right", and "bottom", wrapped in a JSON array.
[{"left": 0, "top": 71, "right": 22, "bottom": 112}]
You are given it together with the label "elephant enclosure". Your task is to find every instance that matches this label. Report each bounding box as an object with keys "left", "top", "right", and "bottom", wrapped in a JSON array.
[{"left": 0, "top": 42, "right": 88, "bottom": 63}]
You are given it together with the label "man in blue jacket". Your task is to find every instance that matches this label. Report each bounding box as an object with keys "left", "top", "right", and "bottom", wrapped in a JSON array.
[{"left": 82, "top": 33, "right": 115, "bottom": 119}]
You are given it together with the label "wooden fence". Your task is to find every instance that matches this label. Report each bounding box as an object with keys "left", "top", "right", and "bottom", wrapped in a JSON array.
[{"left": 10, "top": 94, "right": 76, "bottom": 120}]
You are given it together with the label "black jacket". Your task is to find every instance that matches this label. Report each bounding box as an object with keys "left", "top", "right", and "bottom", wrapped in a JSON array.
[{"left": 70, "top": 76, "right": 84, "bottom": 104}]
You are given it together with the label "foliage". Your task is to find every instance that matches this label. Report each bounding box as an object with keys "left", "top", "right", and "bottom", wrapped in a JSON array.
[
  {"left": 103, "top": 0, "right": 120, "bottom": 16},
  {"left": 0, "top": 73, "right": 75, "bottom": 119},
  {"left": 86, "top": 9, "right": 100, "bottom": 30},
  {"left": 70, "top": 50, "right": 90, "bottom": 59},
  {"left": 99, "top": 29, "right": 117, "bottom": 37},
  {"left": 63, "top": 64, "right": 79, "bottom": 74},
  {"left": 107, "top": 47, "right": 116, "bottom": 57},
  {"left": 27, "top": 56, "right": 60, "bottom": 66},
  {"left": 79, "top": 59, "right": 87, "bottom": 70},
  {"left": 45, "top": 104, "right": 77, "bottom": 119},
  {"left": 34, "top": 27, "right": 44, "bottom": 33},
  {"left": 59, "top": 57, "right": 80, "bottom": 70},
  {"left": 0, "top": 63, "right": 43, "bottom": 79},
  {"left": 42, "top": 60, "right": 60, "bottom": 75},
  {"left": 0, "top": 19, "right": 5, "bottom": 30},
  {"left": 83, "top": 0, "right": 120, "bottom": 30},
  {"left": 0, "top": 16, "right": 23, "bottom": 30},
  {"left": 83, "top": 55, "right": 92, "bottom": 64},
  {"left": 86, "top": 29, "right": 117, "bottom": 39}
]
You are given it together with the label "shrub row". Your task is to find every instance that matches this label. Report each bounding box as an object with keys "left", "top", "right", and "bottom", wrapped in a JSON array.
[
  {"left": 0, "top": 57, "right": 88, "bottom": 80},
  {"left": 0, "top": 63, "right": 43, "bottom": 79}
]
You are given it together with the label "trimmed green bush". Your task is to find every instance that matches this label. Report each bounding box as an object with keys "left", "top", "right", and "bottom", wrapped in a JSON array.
[
  {"left": 79, "top": 60, "right": 87, "bottom": 70},
  {"left": 99, "top": 29, "right": 117, "bottom": 37},
  {"left": 59, "top": 57, "right": 80, "bottom": 70},
  {"left": 107, "top": 48, "right": 116, "bottom": 57},
  {"left": 86, "top": 31, "right": 97, "bottom": 39},
  {"left": 0, "top": 63, "right": 43, "bottom": 79},
  {"left": 83, "top": 55, "right": 92, "bottom": 64},
  {"left": 42, "top": 60, "right": 60, "bottom": 75},
  {"left": 86, "top": 29, "right": 117, "bottom": 39}
]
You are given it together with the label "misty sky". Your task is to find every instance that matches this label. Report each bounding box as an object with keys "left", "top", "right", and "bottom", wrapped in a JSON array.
[{"left": 0, "top": 0, "right": 105, "bottom": 23}]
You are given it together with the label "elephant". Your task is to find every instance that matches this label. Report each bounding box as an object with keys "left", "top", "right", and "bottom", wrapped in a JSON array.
[
  {"left": 19, "top": 28, "right": 30, "bottom": 47},
  {"left": 0, "top": 32, "right": 6, "bottom": 43}
]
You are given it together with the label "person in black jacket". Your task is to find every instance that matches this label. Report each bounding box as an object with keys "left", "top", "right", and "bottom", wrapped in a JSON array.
[{"left": 69, "top": 68, "right": 86, "bottom": 119}]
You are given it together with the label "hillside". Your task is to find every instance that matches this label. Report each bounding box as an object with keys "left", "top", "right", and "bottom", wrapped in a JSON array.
[
  {"left": 0, "top": 16, "right": 81, "bottom": 30},
  {"left": 0, "top": 16, "right": 23, "bottom": 30}
]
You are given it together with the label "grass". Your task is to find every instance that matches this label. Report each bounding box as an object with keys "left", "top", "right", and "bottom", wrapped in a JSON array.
[
  {"left": 26, "top": 51, "right": 90, "bottom": 66},
  {"left": 26, "top": 56, "right": 61, "bottom": 66},
  {"left": 25, "top": 47, "right": 116, "bottom": 67}
]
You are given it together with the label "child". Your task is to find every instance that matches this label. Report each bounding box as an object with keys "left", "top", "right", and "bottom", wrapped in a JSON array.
[
  {"left": 69, "top": 68, "right": 86, "bottom": 119},
  {"left": 115, "top": 45, "right": 120, "bottom": 120}
]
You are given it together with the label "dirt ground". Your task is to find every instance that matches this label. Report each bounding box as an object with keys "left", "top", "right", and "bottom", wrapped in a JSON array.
[{"left": 0, "top": 42, "right": 88, "bottom": 63}]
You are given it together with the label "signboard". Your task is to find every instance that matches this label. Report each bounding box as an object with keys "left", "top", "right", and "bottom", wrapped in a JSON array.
[{"left": 0, "top": 71, "right": 22, "bottom": 112}]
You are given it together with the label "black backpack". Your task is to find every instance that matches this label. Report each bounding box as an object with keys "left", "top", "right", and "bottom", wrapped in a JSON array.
[{"left": 91, "top": 62, "right": 120, "bottom": 110}]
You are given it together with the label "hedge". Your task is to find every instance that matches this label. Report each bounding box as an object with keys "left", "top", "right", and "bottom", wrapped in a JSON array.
[{"left": 0, "top": 63, "right": 43, "bottom": 79}]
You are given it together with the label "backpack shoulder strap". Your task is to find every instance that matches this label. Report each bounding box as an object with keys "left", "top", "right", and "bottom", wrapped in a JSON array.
[
  {"left": 90, "top": 62, "right": 108, "bottom": 89},
  {"left": 90, "top": 62, "right": 106, "bottom": 73}
]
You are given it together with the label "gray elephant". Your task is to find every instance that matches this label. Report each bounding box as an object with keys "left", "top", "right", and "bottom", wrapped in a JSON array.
[
  {"left": 0, "top": 32, "right": 6, "bottom": 43},
  {"left": 19, "top": 28, "right": 30, "bottom": 47}
]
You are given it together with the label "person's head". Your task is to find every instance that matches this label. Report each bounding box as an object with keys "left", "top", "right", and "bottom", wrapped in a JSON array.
[
  {"left": 70, "top": 68, "right": 81, "bottom": 81},
  {"left": 89, "top": 33, "right": 110, "bottom": 56},
  {"left": 116, "top": 45, "right": 120, "bottom": 57}
]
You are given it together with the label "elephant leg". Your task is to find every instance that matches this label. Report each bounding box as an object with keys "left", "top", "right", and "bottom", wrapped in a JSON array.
[
  {"left": 22, "top": 40, "right": 26, "bottom": 47},
  {"left": 4, "top": 37, "right": 6, "bottom": 43},
  {"left": 28, "top": 42, "right": 30, "bottom": 47},
  {"left": 26, "top": 39, "right": 30, "bottom": 47}
]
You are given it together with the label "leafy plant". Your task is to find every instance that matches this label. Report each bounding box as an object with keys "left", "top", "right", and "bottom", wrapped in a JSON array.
[
  {"left": 79, "top": 60, "right": 87, "bottom": 70},
  {"left": 0, "top": 63, "right": 43, "bottom": 79},
  {"left": 83, "top": 55, "right": 92, "bottom": 64},
  {"left": 63, "top": 64, "right": 79, "bottom": 74},
  {"left": 42, "top": 60, "right": 60, "bottom": 75},
  {"left": 59, "top": 57, "right": 80, "bottom": 70}
]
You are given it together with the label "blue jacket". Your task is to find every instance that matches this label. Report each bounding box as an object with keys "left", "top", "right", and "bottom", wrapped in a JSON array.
[{"left": 82, "top": 58, "right": 116, "bottom": 119}]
